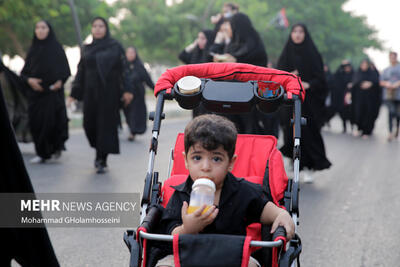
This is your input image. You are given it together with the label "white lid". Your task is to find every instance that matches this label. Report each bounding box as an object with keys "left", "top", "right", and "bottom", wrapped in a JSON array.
[
  {"left": 177, "top": 76, "right": 201, "bottom": 94},
  {"left": 192, "top": 178, "right": 216, "bottom": 192}
]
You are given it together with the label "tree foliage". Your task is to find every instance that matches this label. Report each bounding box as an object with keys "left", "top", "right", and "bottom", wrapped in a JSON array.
[
  {"left": 115, "top": 0, "right": 381, "bottom": 68},
  {"left": 0, "top": 0, "right": 113, "bottom": 58},
  {"left": 0, "top": 0, "right": 381, "bottom": 69}
]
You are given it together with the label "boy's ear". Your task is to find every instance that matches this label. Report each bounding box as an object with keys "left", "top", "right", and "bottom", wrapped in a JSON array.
[
  {"left": 228, "top": 154, "right": 237, "bottom": 171},
  {"left": 182, "top": 151, "right": 188, "bottom": 170}
]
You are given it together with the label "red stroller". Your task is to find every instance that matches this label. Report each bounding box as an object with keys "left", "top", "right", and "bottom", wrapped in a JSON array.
[{"left": 124, "top": 63, "right": 305, "bottom": 267}]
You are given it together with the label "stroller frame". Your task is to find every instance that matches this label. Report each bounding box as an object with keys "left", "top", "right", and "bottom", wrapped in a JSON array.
[{"left": 124, "top": 63, "right": 304, "bottom": 267}]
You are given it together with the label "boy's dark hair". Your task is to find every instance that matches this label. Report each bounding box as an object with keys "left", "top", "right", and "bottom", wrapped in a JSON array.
[
  {"left": 389, "top": 51, "right": 398, "bottom": 57},
  {"left": 184, "top": 114, "right": 237, "bottom": 159}
]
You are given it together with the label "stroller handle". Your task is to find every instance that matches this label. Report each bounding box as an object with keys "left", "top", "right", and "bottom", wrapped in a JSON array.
[
  {"left": 154, "top": 62, "right": 305, "bottom": 101},
  {"left": 139, "top": 231, "right": 284, "bottom": 248}
]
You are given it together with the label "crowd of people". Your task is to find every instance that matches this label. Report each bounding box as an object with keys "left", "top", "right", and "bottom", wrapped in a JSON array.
[
  {"left": 1, "top": 2, "right": 399, "bottom": 179},
  {"left": 1, "top": 17, "right": 155, "bottom": 174}
]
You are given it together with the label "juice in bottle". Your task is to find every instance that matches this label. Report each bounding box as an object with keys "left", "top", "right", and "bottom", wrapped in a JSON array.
[{"left": 187, "top": 178, "right": 215, "bottom": 214}]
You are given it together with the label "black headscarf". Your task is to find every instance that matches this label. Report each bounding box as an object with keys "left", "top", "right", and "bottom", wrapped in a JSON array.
[
  {"left": 84, "top": 17, "right": 124, "bottom": 86},
  {"left": 277, "top": 23, "right": 325, "bottom": 84},
  {"left": 226, "top": 13, "right": 267, "bottom": 66},
  {"left": 127, "top": 46, "right": 144, "bottom": 68},
  {"left": 278, "top": 23, "right": 327, "bottom": 127},
  {"left": 21, "top": 20, "right": 70, "bottom": 89},
  {"left": 187, "top": 30, "right": 215, "bottom": 64},
  {"left": 352, "top": 59, "right": 379, "bottom": 85},
  {"left": 126, "top": 46, "right": 154, "bottom": 88}
]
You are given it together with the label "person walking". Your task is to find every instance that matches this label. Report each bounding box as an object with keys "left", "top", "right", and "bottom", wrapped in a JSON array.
[
  {"left": 179, "top": 29, "right": 215, "bottom": 117},
  {"left": 380, "top": 51, "right": 400, "bottom": 141},
  {"left": 0, "top": 58, "right": 31, "bottom": 142},
  {"left": 210, "top": 12, "right": 280, "bottom": 136},
  {"left": 277, "top": 23, "right": 331, "bottom": 183},
  {"left": 331, "top": 60, "right": 355, "bottom": 133},
  {"left": 123, "top": 46, "right": 154, "bottom": 141},
  {"left": 21, "top": 20, "right": 70, "bottom": 163},
  {"left": 69, "top": 17, "right": 133, "bottom": 173},
  {"left": 351, "top": 59, "right": 381, "bottom": 139}
]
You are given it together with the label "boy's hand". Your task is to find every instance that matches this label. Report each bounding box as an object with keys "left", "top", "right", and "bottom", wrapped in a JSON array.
[
  {"left": 270, "top": 210, "right": 295, "bottom": 240},
  {"left": 180, "top": 201, "right": 218, "bottom": 234}
]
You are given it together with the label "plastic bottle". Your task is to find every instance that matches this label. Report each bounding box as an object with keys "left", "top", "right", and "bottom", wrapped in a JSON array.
[{"left": 187, "top": 178, "right": 216, "bottom": 214}]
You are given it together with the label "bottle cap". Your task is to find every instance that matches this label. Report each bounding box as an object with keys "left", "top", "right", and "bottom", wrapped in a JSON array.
[
  {"left": 192, "top": 178, "right": 216, "bottom": 192},
  {"left": 177, "top": 76, "right": 201, "bottom": 95}
]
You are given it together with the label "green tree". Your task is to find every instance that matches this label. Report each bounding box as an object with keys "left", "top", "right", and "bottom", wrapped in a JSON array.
[
  {"left": 115, "top": 0, "right": 381, "bottom": 68},
  {"left": 0, "top": 0, "right": 113, "bottom": 58}
]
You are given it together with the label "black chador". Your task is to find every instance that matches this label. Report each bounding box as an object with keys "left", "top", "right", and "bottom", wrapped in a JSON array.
[
  {"left": 179, "top": 30, "right": 215, "bottom": 64},
  {"left": 351, "top": 61, "right": 381, "bottom": 136},
  {"left": 0, "top": 60, "right": 31, "bottom": 142},
  {"left": 21, "top": 21, "right": 70, "bottom": 161},
  {"left": 0, "top": 85, "right": 60, "bottom": 266},
  {"left": 71, "top": 17, "right": 132, "bottom": 168},
  {"left": 123, "top": 48, "right": 154, "bottom": 136},
  {"left": 277, "top": 23, "right": 331, "bottom": 171}
]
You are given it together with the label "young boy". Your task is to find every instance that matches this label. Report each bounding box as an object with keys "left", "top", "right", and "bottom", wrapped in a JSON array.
[{"left": 157, "top": 114, "right": 295, "bottom": 267}]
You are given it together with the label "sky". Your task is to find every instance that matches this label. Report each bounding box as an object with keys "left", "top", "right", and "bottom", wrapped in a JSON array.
[
  {"left": 2, "top": 0, "right": 400, "bottom": 73},
  {"left": 343, "top": 0, "right": 400, "bottom": 70}
]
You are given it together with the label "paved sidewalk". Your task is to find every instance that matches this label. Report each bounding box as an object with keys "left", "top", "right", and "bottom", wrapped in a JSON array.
[{"left": 67, "top": 94, "right": 191, "bottom": 128}]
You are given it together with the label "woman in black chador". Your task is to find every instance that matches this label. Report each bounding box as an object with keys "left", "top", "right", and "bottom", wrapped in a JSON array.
[
  {"left": 210, "top": 12, "right": 279, "bottom": 135},
  {"left": 21, "top": 20, "right": 70, "bottom": 163},
  {"left": 179, "top": 29, "right": 215, "bottom": 118},
  {"left": 277, "top": 23, "right": 331, "bottom": 183},
  {"left": 123, "top": 46, "right": 154, "bottom": 141},
  {"left": 332, "top": 60, "right": 355, "bottom": 133},
  {"left": 70, "top": 17, "right": 133, "bottom": 173},
  {"left": 0, "top": 58, "right": 31, "bottom": 142},
  {"left": 179, "top": 29, "right": 215, "bottom": 65},
  {"left": 351, "top": 59, "right": 381, "bottom": 138}
]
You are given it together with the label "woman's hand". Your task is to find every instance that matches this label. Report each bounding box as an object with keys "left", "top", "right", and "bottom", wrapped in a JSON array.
[
  {"left": 185, "top": 40, "right": 198, "bottom": 53},
  {"left": 28, "top": 78, "right": 44, "bottom": 92},
  {"left": 224, "top": 53, "right": 237, "bottom": 62},
  {"left": 302, "top": 81, "right": 310, "bottom": 90},
  {"left": 67, "top": 96, "right": 76, "bottom": 108},
  {"left": 50, "top": 80, "right": 63, "bottom": 91},
  {"left": 122, "top": 92, "right": 134, "bottom": 107},
  {"left": 361, "top": 81, "right": 372, "bottom": 89},
  {"left": 213, "top": 53, "right": 236, "bottom": 63},
  {"left": 214, "top": 31, "right": 226, "bottom": 44}
]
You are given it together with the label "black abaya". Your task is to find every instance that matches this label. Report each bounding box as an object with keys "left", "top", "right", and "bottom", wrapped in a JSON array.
[
  {"left": 0, "top": 61, "right": 31, "bottom": 142},
  {"left": 332, "top": 64, "right": 354, "bottom": 130},
  {"left": 71, "top": 18, "right": 132, "bottom": 155},
  {"left": 123, "top": 52, "right": 154, "bottom": 135},
  {"left": 277, "top": 23, "right": 331, "bottom": 171},
  {"left": 0, "top": 85, "right": 59, "bottom": 267},
  {"left": 21, "top": 21, "right": 70, "bottom": 159},
  {"left": 352, "top": 64, "right": 381, "bottom": 135}
]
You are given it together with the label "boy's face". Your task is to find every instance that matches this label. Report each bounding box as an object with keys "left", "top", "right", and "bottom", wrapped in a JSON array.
[{"left": 184, "top": 143, "right": 236, "bottom": 189}]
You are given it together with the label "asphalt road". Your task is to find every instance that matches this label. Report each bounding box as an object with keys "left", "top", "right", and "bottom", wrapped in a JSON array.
[{"left": 17, "top": 106, "right": 400, "bottom": 267}]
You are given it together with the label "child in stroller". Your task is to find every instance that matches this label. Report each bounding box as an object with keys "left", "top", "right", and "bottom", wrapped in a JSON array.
[
  {"left": 156, "top": 114, "right": 295, "bottom": 267},
  {"left": 124, "top": 62, "right": 304, "bottom": 267}
]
